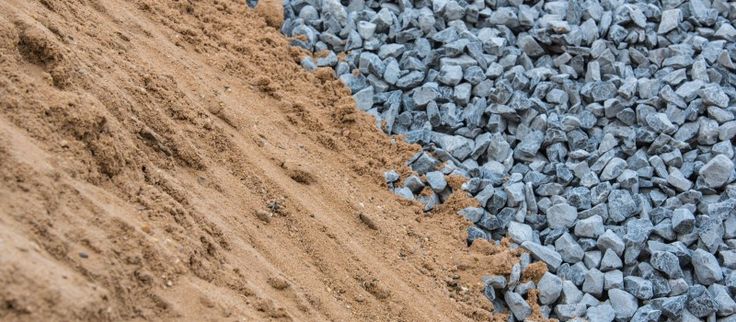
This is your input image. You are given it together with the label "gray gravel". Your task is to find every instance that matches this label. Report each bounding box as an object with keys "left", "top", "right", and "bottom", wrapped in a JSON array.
[{"left": 281, "top": 0, "right": 736, "bottom": 319}]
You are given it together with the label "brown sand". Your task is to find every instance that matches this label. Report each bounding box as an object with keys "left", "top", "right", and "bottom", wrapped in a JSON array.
[{"left": 0, "top": 0, "right": 523, "bottom": 321}]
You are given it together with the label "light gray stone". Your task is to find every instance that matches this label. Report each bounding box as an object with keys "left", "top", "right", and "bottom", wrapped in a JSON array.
[
  {"left": 538, "top": 272, "right": 563, "bottom": 305},
  {"left": 699, "top": 154, "right": 734, "bottom": 189},
  {"left": 548, "top": 203, "right": 578, "bottom": 228},
  {"left": 609, "top": 289, "right": 638, "bottom": 320},
  {"left": 504, "top": 291, "right": 532, "bottom": 320},
  {"left": 522, "top": 241, "right": 563, "bottom": 271},
  {"left": 692, "top": 249, "right": 724, "bottom": 285}
]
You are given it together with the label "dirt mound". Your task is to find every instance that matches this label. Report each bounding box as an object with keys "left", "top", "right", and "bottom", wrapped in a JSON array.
[{"left": 0, "top": 0, "right": 519, "bottom": 321}]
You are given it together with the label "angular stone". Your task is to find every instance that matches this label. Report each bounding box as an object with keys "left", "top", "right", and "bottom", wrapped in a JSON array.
[
  {"left": 692, "top": 249, "right": 723, "bottom": 285},
  {"left": 556, "top": 233, "right": 585, "bottom": 263},
  {"left": 624, "top": 276, "right": 654, "bottom": 300},
  {"left": 426, "top": 171, "right": 447, "bottom": 192},
  {"left": 698, "top": 154, "right": 734, "bottom": 189},
  {"left": 599, "top": 248, "right": 622, "bottom": 271},
  {"left": 353, "top": 86, "right": 374, "bottom": 111},
  {"left": 653, "top": 295, "right": 687, "bottom": 319},
  {"left": 393, "top": 187, "right": 414, "bottom": 200},
  {"left": 651, "top": 251, "right": 684, "bottom": 279},
  {"left": 538, "top": 272, "right": 563, "bottom": 305},
  {"left": 708, "top": 283, "right": 736, "bottom": 316},
  {"left": 504, "top": 291, "right": 532, "bottom": 320},
  {"left": 522, "top": 241, "right": 562, "bottom": 271},
  {"left": 687, "top": 284, "right": 718, "bottom": 317},
  {"left": 597, "top": 230, "right": 625, "bottom": 256},
  {"left": 700, "top": 84, "right": 730, "bottom": 108},
  {"left": 587, "top": 304, "right": 615, "bottom": 322},
  {"left": 518, "top": 34, "right": 545, "bottom": 57},
  {"left": 582, "top": 268, "right": 604, "bottom": 297},
  {"left": 508, "top": 221, "right": 533, "bottom": 244},
  {"left": 672, "top": 208, "right": 695, "bottom": 233},
  {"left": 584, "top": 250, "right": 602, "bottom": 269},
  {"left": 547, "top": 203, "right": 578, "bottom": 228},
  {"left": 600, "top": 157, "right": 627, "bottom": 181},
  {"left": 561, "top": 280, "right": 583, "bottom": 304},
  {"left": 575, "top": 215, "right": 604, "bottom": 238},
  {"left": 630, "top": 305, "right": 661, "bottom": 322},
  {"left": 437, "top": 64, "right": 463, "bottom": 86},
  {"left": 604, "top": 270, "right": 623, "bottom": 290},
  {"left": 609, "top": 289, "right": 638, "bottom": 320},
  {"left": 658, "top": 9, "right": 681, "bottom": 34},
  {"left": 555, "top": 303, "right": 586, "bottom": 321},
  {"left": 607, "top": 189, "right": 637, "bottom": 222}
]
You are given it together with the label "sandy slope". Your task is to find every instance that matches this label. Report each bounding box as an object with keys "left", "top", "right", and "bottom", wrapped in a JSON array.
[{"left": 0, "top": 0, "right": 523, "bottom": 321}]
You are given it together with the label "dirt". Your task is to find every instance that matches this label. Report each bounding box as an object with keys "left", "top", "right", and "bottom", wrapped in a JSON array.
[{"left": 0, "top": 0, "right": 525, "bottom": 321}]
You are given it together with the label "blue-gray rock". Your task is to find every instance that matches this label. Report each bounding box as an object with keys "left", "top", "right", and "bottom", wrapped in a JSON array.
[
  {"left": 672, "top": 208, "right": 695, "bottom": 234},
  {"left": 687, "top": 284, "right": 718, "bottom": 317},
  {"left": 604, "top": 270, "right": 623, "bottom": 290},
  {"left": 587, "top": 304, "right": 615, "bottom": 322},
  {"left": 582, "top": 268, "right": 605, "bottom": 297},
  {"left": 708, "top": 283, "right": 736, "bottom": 316},
  {"left": 651, "top": 251, "right": 684, "bottom": 279},
  {"left": 597, "top": 230, "right": 625, "bottom": 256},
  {"left": 483, "top": 274, "right": 507, "bottom": 289},
  {"left": 466, "top": 226, "right": 487, "bottom": 245},
  {"left": 548, "top": 203, "right": 578, "bottom": 229},
  {"left": 600, "top": 158, "right": 627, "bottom": 181},
  {"left": 609, "top": 289, "right": 638, "bottom": 320},
  {"left": 625, "top": 276, "right": 654, "bottom": 300},
  {"left": 518, "top": 34, "right": 545, "bottom": 57},
  {"left": 504, "top": 291, "right": 532, "bottom": 320},
  {"left": 356, "top": 21, "right": 376, "bottom": 39},
  {"left": 353, "top": 86, "right": 374, "bottom": 111},
  {"left": 561, "top": 280, "right": 583, "bottom": 304},
  {"left": 383, "top": 59, "right": 400, "bottom": 85},
  {"left": 556, "top": 233, "right": 585, "bottom": 263},
  {"left": 434, "top": 133, "right": 473, "bottom": 160},
  {"left": 575, "top": 215, "right": 604, "bottom": 238},
  {"left": 339, "top": 73, "right": 368, "bottom": 94},
  {"left": 652, "top": 295, "right": 687, "bottom": 319},
  {"left": 555, "top": 303, "right": 587, "bottom": 321},
  {"left": 658, "top": 9, "right": 681, "bottom": 34},
  {"left": 393, "top": 187, "right": 414, "bottom": 200},
  {"left": 384, "top": 170, "right": 399, "bottom": 184},
  {"left": 458, "top": 207, "right": 483, "bottom": 223},
  {"left": 508, "top": 221, "right": 533, "bottom": 244},
  {"left": 403, "top": 175, "right": 425, "bottom": 194},
  {"left": 539, "top": 272, "right": 563, "bottom": 305},
  {"left": 698, "top": 154, "right": 734, "bottom": 189},
  {"left": 488, "top": 7, "right": 519, "bottom": 27},
  {"left": 425, "top": 171, "right": 447, "bottom": 192},
  {"left": 692, "top": 249, "right": 723, "bottom": 285},
  {"left": 409, "top": 152, "right": 438, "bottom": 175},
  {"left": 607, "top": 189, "right": 638, "bottom": 222},
  {"left": 513, "top": 130, "right": 544, "bottom": 161},
  {"left": 395, "top": 71, "right": 425, "bottom": 89},
  {"left": 522, "top": 241, "right": 563, "bottom": 271},
  {"left": 699, "top": 84, "right": 730, "bottom": 108},
  {"left": 630, "top": 304, "right": 661, "bottom": 322},
  {"left": 437, "top": 64, "right": 463, "bottom": 86},
  {"left": 584, "top": 251, "right": 602, "bottom": 269},
  {"left": 599, "top": 248, "right": 622, "bottom": 271},
  {"left": 669, "top": 278, "right": 689, "bottom": 296}
]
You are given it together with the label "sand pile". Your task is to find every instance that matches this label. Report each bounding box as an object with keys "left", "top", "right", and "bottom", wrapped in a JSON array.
[{"left": 0, "top": 0, "right": 521, "bottom": 320}]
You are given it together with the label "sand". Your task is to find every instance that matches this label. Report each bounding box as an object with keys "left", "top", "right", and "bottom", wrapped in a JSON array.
[{"left": 0, "top": 0, "right": 523, "bottom": 320}]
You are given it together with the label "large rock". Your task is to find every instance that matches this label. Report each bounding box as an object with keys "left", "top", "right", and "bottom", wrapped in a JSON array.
[{"left": 698, "top": 154, "right": 734, "bottom": 189}]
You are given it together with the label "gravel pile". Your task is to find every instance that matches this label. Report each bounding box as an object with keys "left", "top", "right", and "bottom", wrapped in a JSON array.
[{"left": 280, "top": 0, "right": 736, "bottom": 320}]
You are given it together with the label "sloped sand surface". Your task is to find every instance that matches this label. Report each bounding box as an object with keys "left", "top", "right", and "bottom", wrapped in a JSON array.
[{"left": 0, "top": 0, "right": 521, "bottom": 321}]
